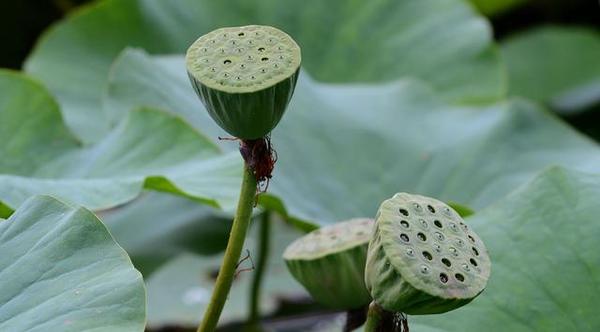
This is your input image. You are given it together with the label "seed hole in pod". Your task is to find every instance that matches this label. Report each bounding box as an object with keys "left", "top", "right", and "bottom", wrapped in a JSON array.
[
  {"left": 400, "top": 233, "right": 410, "bottom": 243},
  {"left": 201, "top": 47, "right": 208, "bottom": 53},
  {"left": 440, "top": 273, "right": 448, "bottom": 283},
  {"left": 434, "top": 220, "right": 443, "bottom": 228},
  {"left": 247, "top": 55, "right": 254, "bottom": 60},
  {"left": 210, "top": 67, "right": 216, "bottom": 72},
  {"left": 236, "top": 76, "right": 241, "bottom": 80},
  {"left": 433, "top": 243, "right": 442, "bottom": 253},
  {"left": 240, "top": 64, "right": 245, "bottom": 69},
  {"left": 468, "top": 235, "right": 475, "bottom": 243},
  {"left": 455, "top": 273, "right": 465, "bottom": 282},
  {"left": 427, "top": 205, "right": 436, "bottom": 213},
  {"left": 449, "top": 223, "right": 458, "bottom": 231},
  {"left": 442, "top": 258, "right": 451, "bottom": 267},
  {"left": 210, "top": 40, "right": 216, "bottom": 44},
  {"left": 412, "top": 203, "right": 423, "bottom": 213},
  {"left": 279, "top": 55, "right": 284, "bottom": 60},
  {"left": 461, "top": 263, "right": 470, "bottom": 271},
  {"left": 418, "top": 219, "right": 427, "bottom": 229},
  {"left": 231, "top": 40, "right": 236, "bottom": 45},
  {"left": 449, "top": 247, "right": 459, "bottom": 257},
  {"left": 400, "top": 220, "right": 409, "bottom": 228},
  {"left": 417, "top": 232, "right": 427, "bottom": 241},
  {"left": 273, "top": 63, "right": 279, "bottom": 68},
  {"left": 420, "top": 265, "right": 430, "bottom": 274},
  {"left": 251, "top": 75, "right": 256, "bottom": 80},
  {"left": 422, "top": 251, "right": 432, "bottom": 261},
  {"left": 472, "top": 247, "right": 479, "bottom": 256},
  {"left": 219, "top": 48, "right": 225, "bottom": 54},
  {"left": 223, "top": 59, "right": 232, "bottom": 65},
  {"left": 399, "top": 209, "right": 409, "bottom": 216},
  {"left": 238, "top": 32, "right": 245, "bottom": 36},
  {"left": 406, "top": 248, "right": 415, "bottom": 257},
  {"left": 470, "top": 258, "right": 478, "bottom": 266},
  {"left": 434, "top": 232, "right": 445, "bottom": 241},
  {"left": 261, "top": 57, "right": 269, "bottom": 61},
  {"left": 258, "top": 47, "right": 266, "bottom": 52},
  {"left": 223, "top": 73, "right": 229, "bottom": 78},
  {"left": 278, "top": 46, "right": 283, "bottom": 50},
  {"left": 260, "top": 68, "right": 267, "bottom": 73},
  {"left": 456, "top": 239, "right": 465, "bottom": 247}
]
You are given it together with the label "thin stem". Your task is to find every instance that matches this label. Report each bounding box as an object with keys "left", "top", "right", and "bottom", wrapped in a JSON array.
[
  {"left": 198, "top": 166, "right": 257, "bottom": 332},
  {"left": 364, "top": 302, "right": 384, "bottom": 332},
  {"left": 247, "top": 211, "right": 271, "bottom": 330}
]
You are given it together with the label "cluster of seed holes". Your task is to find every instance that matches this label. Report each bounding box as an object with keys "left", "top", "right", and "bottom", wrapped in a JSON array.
[
  {"left": 188, "top": 26, "right": 298, "bottom": 88},
  {"left": 392, "top": 199, "right": 486, "bottom": 287}
]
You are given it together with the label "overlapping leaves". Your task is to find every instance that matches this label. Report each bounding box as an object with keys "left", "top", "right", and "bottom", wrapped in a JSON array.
[
  {"left": 0, "top": 70, "right": 240, "bottom": 213},
  {"left": 26, "top": 0, "right": 504, "bottom": 144}
]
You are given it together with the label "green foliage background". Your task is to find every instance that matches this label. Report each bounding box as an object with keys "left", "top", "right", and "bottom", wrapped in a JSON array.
[{"left": 0, "top": 0, "right": 599, "bottom": 331}]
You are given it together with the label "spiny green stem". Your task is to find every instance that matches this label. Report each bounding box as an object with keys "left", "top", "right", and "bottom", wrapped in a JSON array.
[
  {"left": 364, "top": 302, "right": 384, "bottom": 332},
  {"left": 247, "top": 211, "right": 271, "bottom": 330},
  {"left": 198, "top": 166, "right": 257, "bottom": 332}
]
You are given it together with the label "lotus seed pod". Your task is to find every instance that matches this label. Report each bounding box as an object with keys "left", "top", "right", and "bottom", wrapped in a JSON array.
[
  {"left": 283, "top": 218, "right": 374, "bottom": 309},
  {"left": 365, "top": 193, "right": 491, "bottom": 315},
  {"left": 186, "top": 25, "right": 301, "bottom": 139}
]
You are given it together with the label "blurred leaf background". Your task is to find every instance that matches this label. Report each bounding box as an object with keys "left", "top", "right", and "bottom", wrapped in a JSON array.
[{"left": 0, "top": 0, "right": 599, "bottom": 331}]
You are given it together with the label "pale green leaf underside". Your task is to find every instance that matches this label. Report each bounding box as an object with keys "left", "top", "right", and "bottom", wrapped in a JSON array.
[
  {"left": 105, "top": 50, "right": 600, "bottom": 225},
  {"left": 26, "top": 0, "right": 504, "bottom": 144},
  {"left": 412, "top": 167, "right": 600, "bottom": 331},
  {"left": 0, "top": 71, "right": 241, "bottom": 213},
  {"left": 502, "top": 26, "right": 600, "bottom": 113},
  {"left": 0, "top": 195, "right": 146, "bottom": 332}
]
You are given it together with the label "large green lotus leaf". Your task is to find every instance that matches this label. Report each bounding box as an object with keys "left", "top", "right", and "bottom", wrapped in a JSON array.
[
  {"left": 0, "top": 70, "right": 241, "bottom": 213},
  {"left": 105, "top": 50, "right": 600, "bottom": 225},
  {"left": 502, "top": 26, "right": 600, "bottom": 114},
  {"left": 26, "top": 0, "right": 504, "bottom": 143},
  {"left": 144, "top": 218, "right": 307, "bottom": 328},
  {"left": 100, "top": 192, "right": 232, "bottom": 275},
  {"left": 411, "top": 167, "right": 600, "bottom": 331},
  {"left": 0, "top": 195, "right": 146, "bottom": 331}
]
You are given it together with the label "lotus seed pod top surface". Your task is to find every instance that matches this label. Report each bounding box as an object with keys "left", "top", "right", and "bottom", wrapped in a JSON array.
[
  {"left": 283, "top": 218, "right": 374, "bottom": 260},
  {"left": 377, "top": 193, "right": 490, "bottom": 300},
  {"left": 186, "top": 25, "right": 301, "bottom": 93}
]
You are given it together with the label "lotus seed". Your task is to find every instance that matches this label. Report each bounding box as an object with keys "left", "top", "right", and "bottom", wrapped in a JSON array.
[
  {"left": 417, "top": 232, "right": 427, "bottom": 241},
  {"left": 400, "top": 220, "right": 409, "bottom": 228},
  {"left": 435, "top": 232, "right": 445, "bottom": 241},
  {"left": 470, "top": 258, "right": 478, "bottom": 266},
  {"left": 434, "top": 219, "right": 443, "bottom": 228},
  {"left": 399, "top": 208, "right": 409, "bottom": 216},
  {"left": 428, "top": 205, "right": 436, "bottom": 213},
  {"left": 422, "top": 251, "right": 433, "bottom": 260},
  {"left": 472, "top": 247, "right": 479, "bottom": 256},
  {"left": 455, "top": 273, "right": 465, "bottom": 282},
  {"left": 440, "top": 273, "right": 448, "bottom": 283},
  {"left": 442, "top": 258, "right": 451, "bottom": 267}
]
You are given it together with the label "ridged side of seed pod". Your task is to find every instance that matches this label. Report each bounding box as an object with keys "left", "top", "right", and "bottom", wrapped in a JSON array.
[
  {"left": 186, "top": 25, "right": 301, "bottom": 139},
  {"left": 283, "top": 218, "right": 374, "bottom": 309},
  {"left": 188, "top": 69, "right": 298, "bottom": 139},
  {"left": 365, "top": 193, "right": 491, "bottom": 315}
]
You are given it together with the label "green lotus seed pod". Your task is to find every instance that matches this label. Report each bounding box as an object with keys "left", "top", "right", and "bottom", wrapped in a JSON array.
[
  {"left": 186, "top": 25, "right": 301, "bottom": 139},
  {"left": 365, "top": 193, "right": 491, "bottom": 315},
  {"left": 283, "top": 218, "right": 374, "bottom": 309}
]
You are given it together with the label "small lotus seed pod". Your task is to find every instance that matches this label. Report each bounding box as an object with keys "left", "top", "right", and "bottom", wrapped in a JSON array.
[
  {"left": 365, "top": 193, "right": 491, "bottom": 314},
  {"left": 186, "top": 25, "right": 301, "bottom": 139},
  {"left": 283, "top": 218, "right": 374, "bottom": 309}
]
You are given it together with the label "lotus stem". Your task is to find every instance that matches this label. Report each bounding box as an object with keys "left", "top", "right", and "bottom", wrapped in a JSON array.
[
  {"left": 198, "top": 165, "right": 257, "bottom": 332},
  {"left": 364, "top": 302, "right": 384, "bottom": 332},
  {"left": 247, "top": 210, "right": 271, "bottom": 330}
]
